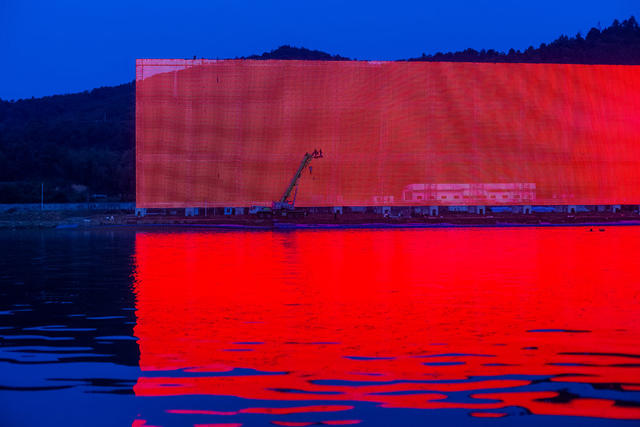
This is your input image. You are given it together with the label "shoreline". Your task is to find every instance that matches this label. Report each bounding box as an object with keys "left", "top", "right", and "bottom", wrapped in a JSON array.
[
  {"left": 2, "top": 210, "right": 640, "bottom": 230},
  {"left": 111, "top": 220, "right": 640, "bottom": 230}
]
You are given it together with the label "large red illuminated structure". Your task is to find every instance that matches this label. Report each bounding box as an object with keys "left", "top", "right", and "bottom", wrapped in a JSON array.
[{"left": 136, "top": 59, "right": 640, "bottom": 208}]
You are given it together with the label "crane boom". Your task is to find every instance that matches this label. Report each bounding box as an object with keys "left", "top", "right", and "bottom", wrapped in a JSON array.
[{"left": 273, "top": 149, "right": 323, "bottom": 210}]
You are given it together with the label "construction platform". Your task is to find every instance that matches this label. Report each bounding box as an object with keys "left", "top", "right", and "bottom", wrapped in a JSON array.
[{"left": 128, "top": 205, "right": 640, "bottom": 229}]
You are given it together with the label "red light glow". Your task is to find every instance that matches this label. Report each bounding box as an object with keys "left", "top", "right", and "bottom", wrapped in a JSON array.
[
  {"left": 133, "top": 227, "right": 640, "bottom": 420},
  {"left": 136, "top": 60, "right": 640, "bottom": 208}
]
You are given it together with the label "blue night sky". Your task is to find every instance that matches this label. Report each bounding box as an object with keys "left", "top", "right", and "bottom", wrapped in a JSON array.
[{"left": 1, "top": 0, "right": 639, "bottom": 100}]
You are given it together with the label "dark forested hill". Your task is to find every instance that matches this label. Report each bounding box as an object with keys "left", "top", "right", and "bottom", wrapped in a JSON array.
[
  {"left": 244, "top": 45, "right": 350, "bottom": 61},
  {"left": 0, "top": 83, "right": 134, "bottom": 202},
  {"left": 1, "top": 17, "right": 639, "bottom": 203},
  {"left": 409, "top": 17, "right": 640, "bottom": 64}
]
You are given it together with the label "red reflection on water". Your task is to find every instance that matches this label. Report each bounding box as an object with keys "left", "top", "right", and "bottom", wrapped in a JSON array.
[
  {"left": 193, "top": 424, "right": 242, "bottom": 427},
  {"left": 133, "top": 227, "right": 640, "bottom": 420}
]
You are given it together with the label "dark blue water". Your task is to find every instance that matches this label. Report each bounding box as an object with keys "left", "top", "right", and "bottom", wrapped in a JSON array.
[
  {"left": 1, "top": 228, "right": 639, "bottom": 426},
  {"left": 0, "top": 230, "right": 139, "bottom": 425}
]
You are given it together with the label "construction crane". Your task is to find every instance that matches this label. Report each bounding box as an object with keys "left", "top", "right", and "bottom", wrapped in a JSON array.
[
  {"left": 249, "top": 149, "right": 323, "bottom": 217},
  {"left": 273, "top": 149, "right": 323, "bottom": 211}
]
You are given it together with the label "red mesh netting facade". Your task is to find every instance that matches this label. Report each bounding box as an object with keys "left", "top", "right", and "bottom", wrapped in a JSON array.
[{"left": 136, "top": 59, "right": 640, "bottom": 208}]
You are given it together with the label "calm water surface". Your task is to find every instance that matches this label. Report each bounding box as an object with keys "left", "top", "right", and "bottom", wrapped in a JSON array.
[{"left": 1, "top": 227, "right": 639, "bottom": 426}]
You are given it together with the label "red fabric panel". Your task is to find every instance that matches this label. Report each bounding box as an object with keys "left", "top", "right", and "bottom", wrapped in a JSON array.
[{"left": 136, "top": 60, "right": 640, "bottom": 207}]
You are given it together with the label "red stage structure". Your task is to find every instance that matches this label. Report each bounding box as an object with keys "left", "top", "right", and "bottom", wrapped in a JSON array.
[{"left": 136, "top": 59, "right": 640, "bottom": 208}]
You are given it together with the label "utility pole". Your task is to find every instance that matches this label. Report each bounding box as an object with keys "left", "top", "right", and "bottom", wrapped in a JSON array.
[{"left": 41, "top": 183, "right": 44, "bottom": 211}]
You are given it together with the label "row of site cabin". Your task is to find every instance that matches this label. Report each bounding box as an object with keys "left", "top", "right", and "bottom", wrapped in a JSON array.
[{"left": 134, "top": 204, "right": 636, "bottom": 217}]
